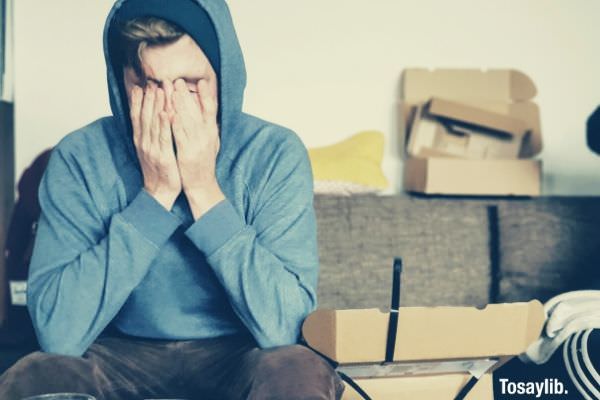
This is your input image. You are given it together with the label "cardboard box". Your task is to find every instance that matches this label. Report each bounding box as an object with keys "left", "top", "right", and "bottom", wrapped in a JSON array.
[
  {"left": 401, "top": 69, "right": 543, "bottom": 196},
  {"left": 404, "top": 157, "right": 541, "bottom": 197},
  {"left": 302, "top": 301, "right": 544, "bottom": 399}
]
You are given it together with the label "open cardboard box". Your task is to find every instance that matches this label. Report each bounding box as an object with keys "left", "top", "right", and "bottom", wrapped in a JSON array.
[
  {"left": 302, "top": 300, "right": 545, "bottom": 399},
  {"left": 400, "top": 69, "right": 543, "bottom": 196}
]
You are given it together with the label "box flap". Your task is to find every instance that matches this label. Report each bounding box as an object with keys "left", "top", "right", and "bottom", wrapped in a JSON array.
[
  {"left": 302, "top": 301, "right": 545, "bottom": 364},
  {"left": 426, "top": 98, "right": 528, "bottom": 138},
  {"left": 402, "top": 68, "right": 537, "bottom": 103}
]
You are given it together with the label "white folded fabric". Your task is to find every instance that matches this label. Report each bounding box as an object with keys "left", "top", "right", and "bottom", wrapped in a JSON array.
[{"left": 520, "top": 290, "right": 600, "bottom": 365}]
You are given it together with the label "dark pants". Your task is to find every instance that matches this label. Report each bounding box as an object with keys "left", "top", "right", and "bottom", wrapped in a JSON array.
[{"left": 0, "top": 333, "right": 345, "bottom": 400}]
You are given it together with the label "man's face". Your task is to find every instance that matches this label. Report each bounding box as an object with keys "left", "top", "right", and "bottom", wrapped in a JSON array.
[{"left": 123, "top": 33, "right": 218, "bottom": 123}]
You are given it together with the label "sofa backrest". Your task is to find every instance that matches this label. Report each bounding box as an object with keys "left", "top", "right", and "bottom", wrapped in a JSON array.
[
  {"left": 314, "top": 195, "right": 492, "bottom": 310},
  {"left": 313, "top": 195, "right": 600, "bottom": 310}
]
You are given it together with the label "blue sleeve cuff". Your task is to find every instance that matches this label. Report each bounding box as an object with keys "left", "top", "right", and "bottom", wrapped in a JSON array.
[
  {"left": 120, "top": 189, "right": 182, "bottom": 248},
  {"left": 185, "top": 199, "right": 245, "bottom": 256}
]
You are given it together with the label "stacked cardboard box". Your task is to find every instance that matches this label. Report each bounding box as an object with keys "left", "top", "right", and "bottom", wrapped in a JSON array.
[
  {"left": 401, "top": 69, "right": 543, "bottom": 196},
  {"left": 302, "top": 301, "right": 545, "bottom": 399}
]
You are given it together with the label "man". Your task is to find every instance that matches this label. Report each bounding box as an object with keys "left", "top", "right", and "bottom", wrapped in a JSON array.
[{"left": 0, "top": 0, "right": 345, "bottom": 399}]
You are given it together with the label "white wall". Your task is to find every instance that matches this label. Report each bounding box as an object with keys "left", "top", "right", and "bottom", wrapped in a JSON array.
[{"left": 14, "top": 0, "right": 600, "bottom": 195}]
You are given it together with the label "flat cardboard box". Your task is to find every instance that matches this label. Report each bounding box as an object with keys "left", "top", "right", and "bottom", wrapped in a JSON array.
[
  {"left": 302, "top": 301, "right": 544, "bottom": 400},
  {"left": 404, "top": 157, "right": 542, "bottom": 197},
  {"left": 302, "top": 301, "right": 544, "bottom": 363},
  {"left": 407, "top": 98, "right": 529, "bottom": 160},
  {"left": 342, "top": 373, "right": 493, "bottom": 400},
  {"left": 400, "top": 69, "right": 543, "bottom": 196}
]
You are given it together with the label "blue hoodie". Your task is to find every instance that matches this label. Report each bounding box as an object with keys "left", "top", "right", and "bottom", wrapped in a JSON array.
[{"left": 26, "top": 0, "right": 319, "bottom": 357}]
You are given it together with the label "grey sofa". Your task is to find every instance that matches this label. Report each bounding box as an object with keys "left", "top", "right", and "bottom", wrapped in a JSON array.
[
  {"left": 315, "top": 194, "right": 600, "bottom": 311},
  {"left": 2, "top": 194, "right": 600, "bottom": 376}
]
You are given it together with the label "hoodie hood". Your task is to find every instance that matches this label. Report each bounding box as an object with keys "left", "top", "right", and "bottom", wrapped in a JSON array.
[{"left": 103, "top": 0, "right": 247, "bottom": 161}]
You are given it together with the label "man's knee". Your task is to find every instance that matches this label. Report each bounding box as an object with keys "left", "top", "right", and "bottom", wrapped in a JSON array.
[
  {"left": 3, "top": 351, "right": 63, "bottom": 379},
  {"left": 257, "top": 344, "right": 329, "bottom": 371},
  {"left": 0, "top": 351, "right": 91, "bottom": 399},
  {"left": 250, "top": 344, "right": 345, "bottom": 400}
]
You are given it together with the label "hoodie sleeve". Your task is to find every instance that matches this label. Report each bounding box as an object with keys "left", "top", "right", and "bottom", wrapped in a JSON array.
[
  {"left": 184, "top": 133, "right": 319, "bottom": 348},
  {"left": 27, "top": 147, "right": 181, "bottom": 356}
]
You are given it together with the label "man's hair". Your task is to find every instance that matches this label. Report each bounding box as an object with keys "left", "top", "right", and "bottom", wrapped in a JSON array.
[{"left": 116, "top": 17, "right": 184, "bottom": 78}]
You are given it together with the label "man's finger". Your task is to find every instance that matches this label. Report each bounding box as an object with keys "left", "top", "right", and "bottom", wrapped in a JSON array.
[
  {"left": 198, "top": 80, "right": 218, "bottom": 122},
  {"left": 162, "top": 80, "right": 175, "bottom": 119},
  {"left": 158, "top": 111, "right": 174, "bottom": 152},
  {"left": 155, "top": 87, "right": 165, "bottom": 115},
  {"left": 141, "top": 84, "right": 156, "bottom": 143},
  {"left": 173, "top": 80, "right": 199, "bottom": 136},
  {"left": 151, "top": 88, "right": 166, "bottom": 145},
  {"left": 175, "top": 79, "right": 201, "bottom": 117},
  {"left": 172, "top": 80, "right": 188, "bottom": 114},
  {"left": 171, "top": 112, "right": 186, "bottom": 149},
  {"left": 130, "top": 85, "right": 143, "bottom": 145}
]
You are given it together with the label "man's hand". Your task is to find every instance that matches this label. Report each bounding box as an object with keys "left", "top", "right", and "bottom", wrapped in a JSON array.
[
  {"left": 172, "top": 79, "right": 225, "bottom": 220},
  {"left": 130, "top": 84, "right": 182, "bottom": 210}
]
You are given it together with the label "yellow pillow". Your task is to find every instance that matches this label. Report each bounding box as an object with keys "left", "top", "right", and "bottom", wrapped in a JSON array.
[{"left": 308, "top": 131, "right": 388, "bottom": 195}]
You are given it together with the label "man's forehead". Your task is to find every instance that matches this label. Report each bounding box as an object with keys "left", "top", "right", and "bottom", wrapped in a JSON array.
[{"left": 138, "top": 35, "right": 211, "bottom": 82}]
